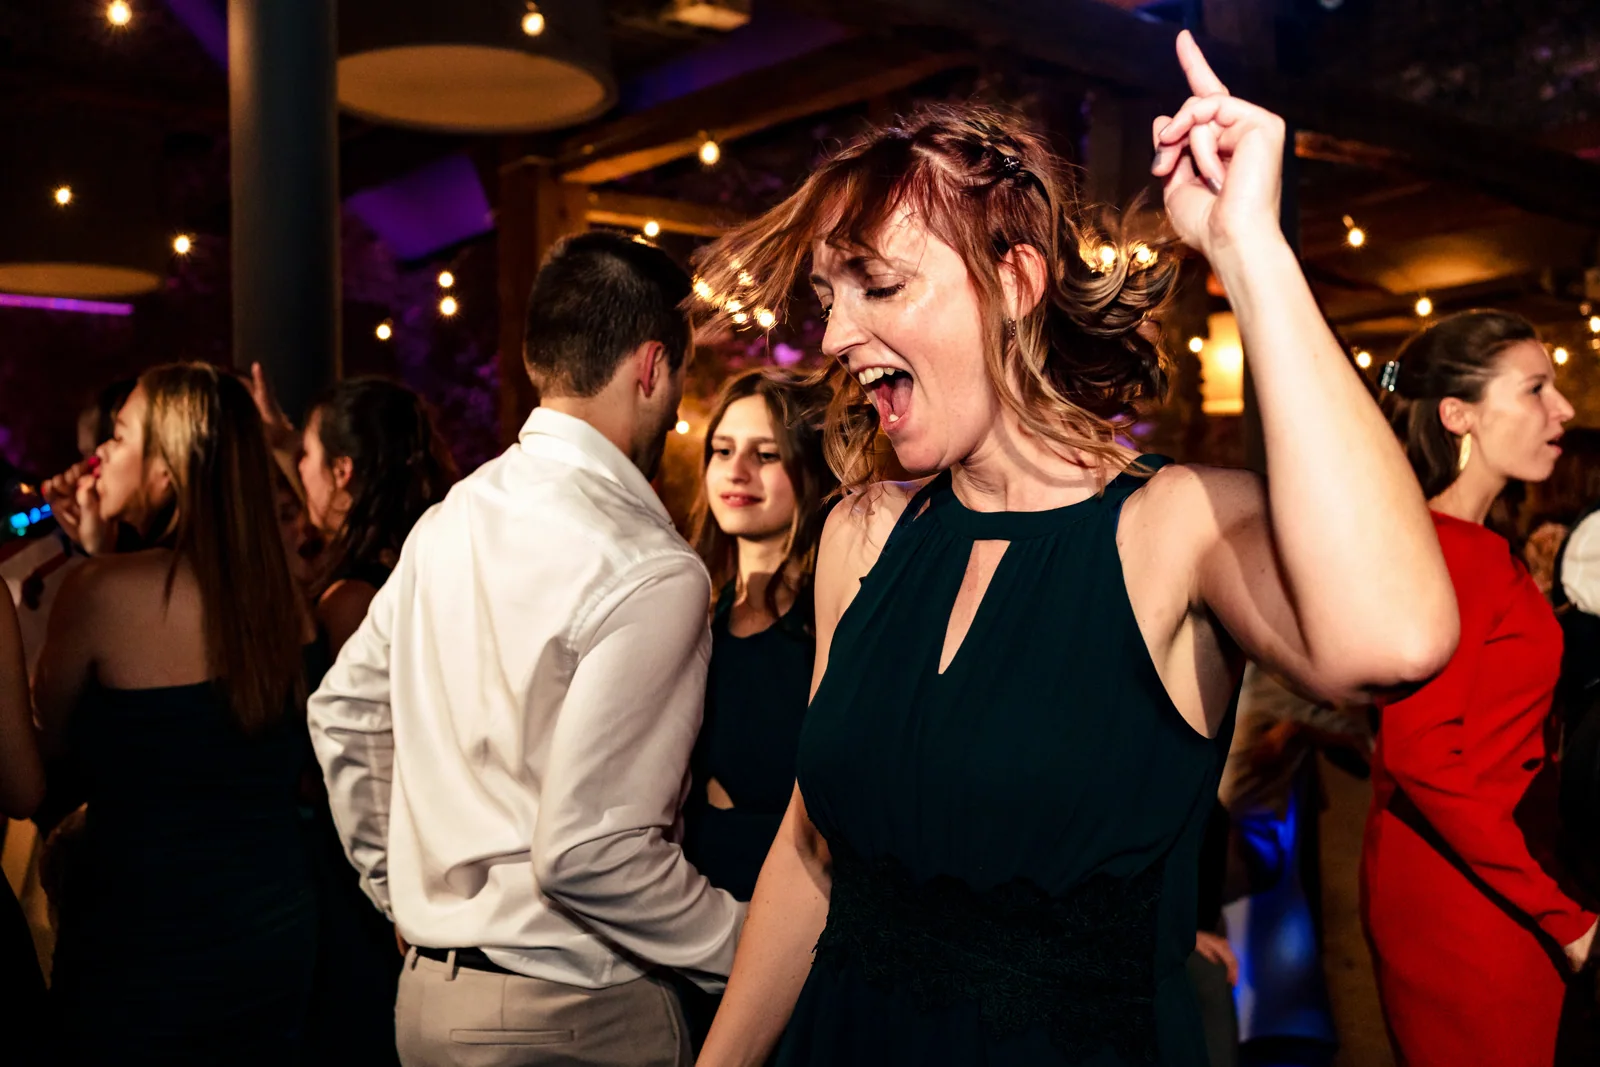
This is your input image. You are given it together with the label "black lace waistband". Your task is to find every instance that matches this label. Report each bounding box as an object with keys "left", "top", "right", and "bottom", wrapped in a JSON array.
[{"left": 815, "top": 850, "right": 1164, "bottom": 1063}]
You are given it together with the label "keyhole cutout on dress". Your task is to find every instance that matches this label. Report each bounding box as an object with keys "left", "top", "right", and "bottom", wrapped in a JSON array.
[
  {"left": 706, "top": 777, "right": 735, "bottom": 810},
  {"left": 938, "top": 540, "right": 1010, "bottom": 676}
]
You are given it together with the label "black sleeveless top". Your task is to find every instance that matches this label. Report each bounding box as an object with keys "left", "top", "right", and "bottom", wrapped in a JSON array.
[
  {"left": 780, "top": 461, "right": 1235, "bottom": 1067},
  {"left": 683, "top": 585, "right": 815, "bottom": 901}
]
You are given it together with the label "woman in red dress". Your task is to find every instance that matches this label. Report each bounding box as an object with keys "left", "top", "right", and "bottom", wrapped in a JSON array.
[{"left": 1362, "top": 309, "right": 1595, "bottom": 1066}]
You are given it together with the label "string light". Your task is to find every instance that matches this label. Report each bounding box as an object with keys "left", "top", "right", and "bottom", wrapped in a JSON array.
[
  {"left": 1097, "top": 244, "right": 1118, "bottom": 269},
  {"left": 1554, "top": 346, "right": 1569, "bottom": 366},
  {"left": 737, "top": 271, "right": 754, "bottom": 287},
  {"left": 375, "top": 321, "right": 393, "bottom": 341},
  {"left": 107, "top": 1, "right": 132, "bottom": 27},
  {"left": 1131, "top": 243, "right": 1155, "bottom": 268},
  {"left": 1414, "top": 295, "right": 1433, "bottom": 318},
  {"left": 724, "top": 298, "right": 743, "bottom": 313},
  {"left": 698, "top": 135, "right": 721, "bottom": 167},
  {"left": 643, "top": 220, "right": 661, "bottom": 238},
  {"left": 755, "top": 308, "right": 776, "bottom": 329},
  {"left": 692, "top": 278, "right": 713, "bottom": 300},
  {"left": 172, "top": 234, "right": 192, "bottom": 255},
  {"left": 54, "top": 186, "right": 73, "bottom": 207},
  {"left": 521, "top": 3, "right": 545, "bottom": 36},
  {"left": 1187, "top": 336, "right": 1204, "bottom": 354},
  {"left": 1355, "top": 350, "right": 1373, "bottom": 369},
  {"left": 437, "top": 270, "right": 454, "bottom": 289},
  {"left": 674, "top": 419, "right": 691, "bottom": 435},
  {"left": 1343, "top": 215, "right": 1365, "bottom": 248},
  {"left": 1589, "top": 315, "right": 1600, "bottom": 334},
  {"left": 731, "top": 311, "right": 749, "bottom": 325},
  {"left": 439, "top": 295, "right": 459, "bottom": 317}
]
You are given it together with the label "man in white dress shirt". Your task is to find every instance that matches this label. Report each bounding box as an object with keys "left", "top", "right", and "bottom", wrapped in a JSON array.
[{"left": 308, "top": 232, "right": 745, "bottom": 1067}]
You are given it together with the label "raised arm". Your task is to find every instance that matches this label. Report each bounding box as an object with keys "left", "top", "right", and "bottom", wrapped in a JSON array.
[
  {"left": 1152, "top": 32, "right": 1457, "bottom": 701},
  {"left": 530, "top": 556, "right": 744, "bottom": 985},
  {"left": 308, "top": 561, "right": 399, "bottom": 916}
]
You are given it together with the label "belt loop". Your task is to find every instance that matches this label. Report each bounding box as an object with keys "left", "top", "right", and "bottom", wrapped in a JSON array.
[
  {"left": 406, "top": 946, "right": 417, "bottom": 971},
  {"left": 446, "top": 948, "right": 459, "bottom": 981}
]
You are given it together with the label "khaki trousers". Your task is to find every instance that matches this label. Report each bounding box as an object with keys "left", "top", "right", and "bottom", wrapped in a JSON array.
[{"left": 395, "top": 949, "right": 692, "bottom": 1067}]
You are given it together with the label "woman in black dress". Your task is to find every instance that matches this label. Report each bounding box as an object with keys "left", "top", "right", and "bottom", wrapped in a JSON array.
[
  {"left": 295, "top": 377, "right": 455, "bottom": 1065},
  {"left": 678, "top": 368, "right": 836, "bottom": 1044},
  {"left": 35, "top": 363, "right": 316, "bottom": 1065},
  {"left": 693, "top": 33, "right": 1459, "bottom": 1067}
]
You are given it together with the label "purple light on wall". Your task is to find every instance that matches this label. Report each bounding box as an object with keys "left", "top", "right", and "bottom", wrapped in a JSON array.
[
  {"left": 162, "top": 0, "right": 228, "bottom": 67},
  {"left": 345, "top": 155, "right": 495, "bottom": 263},
  {"left": 0, "top": 293, "right": 134, "bottom": 316}
]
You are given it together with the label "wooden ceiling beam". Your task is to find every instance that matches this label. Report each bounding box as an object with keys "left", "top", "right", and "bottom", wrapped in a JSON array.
[
  {"left": 555, "top": 32, "right": 974, "bottom": 185},
  {"left": 584, "top": 190, "right": 743, "bottom": 237},
  {"left": 791, "top": 0, "right": 1600, "bottom": 227}
]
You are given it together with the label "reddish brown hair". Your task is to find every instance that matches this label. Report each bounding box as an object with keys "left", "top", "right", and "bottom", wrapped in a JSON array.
[{"left": 691, "top": 102, "right": 1181, "bottom": 491}]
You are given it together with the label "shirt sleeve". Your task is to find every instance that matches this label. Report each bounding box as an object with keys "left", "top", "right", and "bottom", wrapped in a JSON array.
[
  {"left": 531, "top": 554, "right": 746, "bottom": 988},
  {"left": 1562, "top": 511, "right": 1600, "bottom": 616},
  {"left": 1380, "top": 525, "right": 1597, "bottom": 946},
  {"left": 307, "top": 562, "right": 399, "bottom": 919}
]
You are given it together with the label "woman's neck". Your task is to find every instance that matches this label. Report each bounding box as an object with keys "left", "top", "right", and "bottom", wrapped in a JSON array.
[
  {"left": 732, "top": 532, "right": 794, "bottom": 629},
  {"left": 950, "top": 409, "right": 1127, "bottom": 513},
  {"left": 1429, "top": 465, "right": 1505, "bottom": 526}
]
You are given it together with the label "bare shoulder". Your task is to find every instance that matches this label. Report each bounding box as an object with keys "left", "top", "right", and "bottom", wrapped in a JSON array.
[
  {"left": 820, "top": 478, "right": 931, "bottom": 570},
  {"left": 317, "top": 578, "right": 378, "bottom": 652},
  {"left": 1122, "top": 463, "right": 1265, "bottom": 542},
  {"left": 59, "top": 550, "right": 172, "bottom": 608}
]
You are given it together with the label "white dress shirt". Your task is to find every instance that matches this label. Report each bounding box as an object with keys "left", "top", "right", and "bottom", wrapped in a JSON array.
[
  {"left": 1564, "top": 510, "right": 1600, "bottom": 616},
  {"left": 308, "top": 407, "right": 745, "bottom": 990}
]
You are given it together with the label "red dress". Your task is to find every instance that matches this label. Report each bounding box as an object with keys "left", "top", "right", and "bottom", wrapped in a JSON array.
[{"left": 1362, "top": 513, "right": 1596, "bottom": 1066}]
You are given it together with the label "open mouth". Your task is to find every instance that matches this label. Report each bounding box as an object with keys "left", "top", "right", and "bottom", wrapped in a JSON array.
[{"left": 856, "top": 366, "right": 914, "bottom": 429}]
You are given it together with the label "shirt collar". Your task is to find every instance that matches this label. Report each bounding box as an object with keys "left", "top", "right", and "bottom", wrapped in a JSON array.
[{"left": 518, "top": 408, "right": 673, "bottom": 527}]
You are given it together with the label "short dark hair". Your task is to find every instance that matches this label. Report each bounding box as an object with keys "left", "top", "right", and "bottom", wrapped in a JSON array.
[
  {"left": 1385, "top": 309, "right": 1540, "bottom": 499},
  {"left": 523, "top": 232, "right": 693, "bottom": 398}
]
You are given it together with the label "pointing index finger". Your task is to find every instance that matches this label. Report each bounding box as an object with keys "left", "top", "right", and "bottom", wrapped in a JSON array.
[{"left": 1176, "top": 29, "right": 1228, "bottom": 97}]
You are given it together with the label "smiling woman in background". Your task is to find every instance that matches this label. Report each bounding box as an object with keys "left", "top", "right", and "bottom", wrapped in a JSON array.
[
  {"left": 1362, "top": 309, "right": 1593, "bottom": 1067},
  {"left": 677, "top": 368, "right": 836, "bottom": 1050}
]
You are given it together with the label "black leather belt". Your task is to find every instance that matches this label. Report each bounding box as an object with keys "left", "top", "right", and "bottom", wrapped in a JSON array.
[{"left": 414, "top": 945, "right": 519, "bottom": 976}]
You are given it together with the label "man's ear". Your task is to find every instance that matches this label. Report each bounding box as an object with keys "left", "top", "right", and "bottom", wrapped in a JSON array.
[{"left": 632, "top": 340, "right": 669, "bottom": 399}]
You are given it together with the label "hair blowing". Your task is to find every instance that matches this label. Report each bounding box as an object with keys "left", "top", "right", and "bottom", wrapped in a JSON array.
[
  {"left": 139, "top": 363, "right": 306, "bottom": 734},
  {"left": 691, "top": 102, "right": 1181, "bottom": 492},
  {"left": 1384, "top": 309, "right": 1540, "bottom": 500},
  {"left": 310, "top": 378, "right": 457, "bottom": 596},
  {"left": 689, "top": 368, "right": 839, "bottom": 624}
]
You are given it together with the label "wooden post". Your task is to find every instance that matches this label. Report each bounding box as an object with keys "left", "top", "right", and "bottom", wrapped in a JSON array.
[{"left": 496, "top": 154, "right": 589, "bottom": 446}]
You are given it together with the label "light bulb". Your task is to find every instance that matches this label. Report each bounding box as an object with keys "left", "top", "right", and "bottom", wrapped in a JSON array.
[
  {"left": 1187, "top": 336, "right": 1204, "bottom": 354},
  {"left": 439, "top": 296, "right": 459, "bottom": 317},
  {"left": 675, "top": 420, "right": 691, "bottom": 435},
  {"left": 172, "top": 234, "right": 192, "bottom": 255},
  {"left": 725, "top": 298, "right": 743, "bottom": 313},
  {"left": 698, "top": 138, "right": 721, "bottom": 166},
  {"left": 643, "top": 220, "right": 661, "bottom": 238},
  {"left": 1346, "top": 227, "right": 1366, "bottom": 248},
  {"left": 1131, "top": 244, "right": 1155, "bottom": 267},
  {"left": 1554, "top": 346, "right": 1569, "bottom": 366},
  {"left": 1097, "top": 244, "right": 1118, "bottom": 269},
  {"left": 376, "top": 321, "right": 393, "bottom": 341},
  {"left": 437, "top": 271, "right": 454, "bottom": 289},
  {"left": 1415, "top": 296, "right": 1433, "bottom": 318},
  {"left": 521, "top": 4, "right": 544, "bottom": 36},
  {"left": 731, "top": 311, "right": 749, "bottom": 325},
  {"left": 1355, "top": 350, "right": 1372, "bottom": 369},
  {"left": 755, "top": 308, "right": 776, "bottom": 329},
  {"left": 693, "top": 278, "right": 713, "bottom": 300},
  {"left": 107, "top": 1, "right": 131, "bottom": 27},
  {"left": 54, "top": 186, "right": 73, "bottom": 207},
  {"left": 1589, "top": 315, "right": 1600, "bottom": 334}
]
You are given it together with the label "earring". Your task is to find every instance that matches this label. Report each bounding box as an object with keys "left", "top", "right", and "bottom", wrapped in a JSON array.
[{"left": 1457, "top": 432, "right": 1473, "bottom": 473}]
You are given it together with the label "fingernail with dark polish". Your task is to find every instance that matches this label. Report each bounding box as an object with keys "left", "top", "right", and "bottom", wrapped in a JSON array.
[{"left": 1205, "top": 176, "right": 1223, "bottom": 195}]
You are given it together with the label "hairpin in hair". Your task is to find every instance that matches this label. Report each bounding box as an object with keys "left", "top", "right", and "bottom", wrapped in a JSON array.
[
  {"left": 1379, "top": 360, "right": 1401, "bottom": 394},
  {"left": 999, "top": 153, "right": 1023, "bottom": 176}
]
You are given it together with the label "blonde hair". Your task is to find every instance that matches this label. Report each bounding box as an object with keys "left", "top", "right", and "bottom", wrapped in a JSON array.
[
  {"left": 691, "top": 102, "right": 1180, "bottom": 492},
  {"left": 140, "top": 363, "right": 305, "bottom": 733}
]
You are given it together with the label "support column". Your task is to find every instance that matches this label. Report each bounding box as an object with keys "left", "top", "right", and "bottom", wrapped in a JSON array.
[
  {"left": 229, "top": 0, "right": 340, "bottom": 424},
  {"left": 496, "top": 155, "right": 588, "bottom": 446}
]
